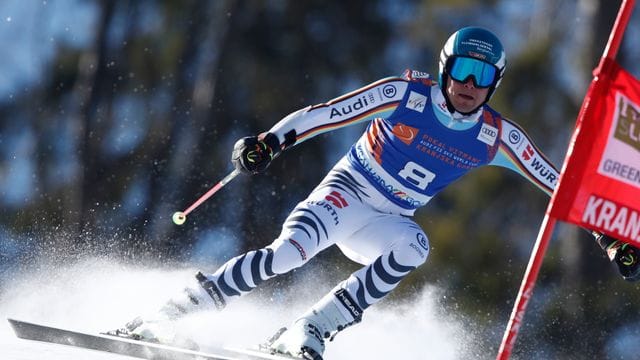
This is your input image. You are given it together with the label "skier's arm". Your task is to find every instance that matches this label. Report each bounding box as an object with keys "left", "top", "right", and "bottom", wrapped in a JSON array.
[
  {"left": 267, "top": 77, "right": 408, "bottom": 150},
  {"left": 489, "top": 118, "right": 640, "bottom": 281},
  {"left": 489, "top": 118, "right": 558, "bottom": 196},
  {"left": 231, "top": 77, "right": 407, "bottom": 175}
]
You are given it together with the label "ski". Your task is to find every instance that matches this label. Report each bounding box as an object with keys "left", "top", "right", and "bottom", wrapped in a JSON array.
[{"left": 8, "top": 318, "right": 296, "bottom": 360}]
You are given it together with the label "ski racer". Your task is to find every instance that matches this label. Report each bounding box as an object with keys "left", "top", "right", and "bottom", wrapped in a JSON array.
[{"left": 110, "top": 27, "right": 640, "bottom": 359}]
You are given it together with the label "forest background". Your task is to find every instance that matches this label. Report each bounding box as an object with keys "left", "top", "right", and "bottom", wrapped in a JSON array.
[{"left": 1, "top": 1, "right": 639, "bottom": 358}]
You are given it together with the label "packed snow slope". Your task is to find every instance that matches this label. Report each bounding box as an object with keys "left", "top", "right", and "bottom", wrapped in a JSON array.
[{"left": 0, "top": 257, "right": 487, "bottom": 360}]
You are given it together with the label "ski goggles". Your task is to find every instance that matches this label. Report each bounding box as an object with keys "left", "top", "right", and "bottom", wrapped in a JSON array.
[{"left": 447, "top": 56, "right": 498, "bottom": 88}]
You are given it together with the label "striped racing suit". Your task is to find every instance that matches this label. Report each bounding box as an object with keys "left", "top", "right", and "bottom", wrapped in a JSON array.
[{"left": 206, "top": 69, "right": 558, "bottom": 323}]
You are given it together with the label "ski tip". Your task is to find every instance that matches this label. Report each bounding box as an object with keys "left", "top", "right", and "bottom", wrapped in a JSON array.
[{"left": 7, "top": 318, "right": 21, "bottom": 331}]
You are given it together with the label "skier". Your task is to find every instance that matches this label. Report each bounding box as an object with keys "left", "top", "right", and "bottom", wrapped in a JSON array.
[{"left": 110, "top": 27, "right": 640, "bottom": 359}]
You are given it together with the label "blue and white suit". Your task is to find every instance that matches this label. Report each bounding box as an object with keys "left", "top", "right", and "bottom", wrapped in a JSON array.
[{"left": 207, "top": 69, "right": 559, "bottom": 320}]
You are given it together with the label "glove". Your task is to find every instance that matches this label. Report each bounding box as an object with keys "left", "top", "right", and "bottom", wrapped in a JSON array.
[
  {"left": 609, "top": 241, "right": 640, "bottom": 282},
  {"left": 231, "top": 132, "right": 281, "bottom": 175},
  {"left": 599, "top": 234, "right": 640, "bottom": 282}
]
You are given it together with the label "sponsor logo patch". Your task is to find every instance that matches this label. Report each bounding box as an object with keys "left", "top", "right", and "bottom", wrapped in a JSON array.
[
  {"left": 518, "top": 143, "right": 558, "bottom": 186},
  {"left": 392, "top": 123, "right": 419, "bottom": 145},
  {"left": 411, "top": 70, "right": 431, "bottom": 79},
  {"left": 508, "top": 129, "right": 522, "bottom": 145},
  {"left": 382, "top": 84, "right": 397, "bottom": 98},
  {"left": 468, "top": 51, "right": 487, "bottom": 60},
  {"left": 477, "top": 123, "right": 498, "bottom": 145},
  {"left": 329, "top": 95, "right": 373, "bottom": 119},
  {"left": 416, "top": 233, "right": 429, "bottom": 251},
  {"left": 310, "top": 200, "right": 339, "bottom": 225},
  {"left": 406, "top": 91, "right": 427, "bottom": 113},
  {"left": 409, "top": 243, "right": 426, "bottom": 258},
  {"left": 335, "top": 288, "right": 362, "bottom": 320},
  {"left": 288, "top": 238, "right": 307, "bottom": 261},
  {"left": 522, "top": 144, "right": 534, "bottom": 161},
  {"left": 325, "top": 191, "right": 348, "bottom": 208},
  {"left": 367, "top": 92, "right": 376, "bottom": 104}
]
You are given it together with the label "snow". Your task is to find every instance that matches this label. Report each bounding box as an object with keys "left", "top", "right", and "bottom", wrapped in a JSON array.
[{"left": 0, "top": 258, "right": 480, "bottom": 360}]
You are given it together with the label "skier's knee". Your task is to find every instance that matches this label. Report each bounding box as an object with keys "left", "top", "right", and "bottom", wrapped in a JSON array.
[
  {"left": 393, "top": 230, "right": 429, "bottom": 268},
  {"left": 267, "top": 237, "right": 314, "bottom": 274}
]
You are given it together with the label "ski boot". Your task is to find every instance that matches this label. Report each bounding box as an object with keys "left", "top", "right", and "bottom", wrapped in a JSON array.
[
  {"left": 104, "top": 272, "right": 226, "bottom": 348},
  {"left": 266, "top": 320, "right": 325, "bottom": 360},
  {"left": 264, "top": 288, "right": 363, "bottom": 360}
]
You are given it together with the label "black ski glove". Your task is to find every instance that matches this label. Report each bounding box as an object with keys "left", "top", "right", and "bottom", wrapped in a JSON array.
[
  {"left": 231, "top": 132, "right": 281, "bottom": 175},
  {"left": 597, "top": 233, "right": 640, "bottom": 282}
]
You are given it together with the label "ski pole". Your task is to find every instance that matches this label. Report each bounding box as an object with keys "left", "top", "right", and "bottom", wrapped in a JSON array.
[{"left": 172, "top": 168, "right": 241, "bottom": 225}]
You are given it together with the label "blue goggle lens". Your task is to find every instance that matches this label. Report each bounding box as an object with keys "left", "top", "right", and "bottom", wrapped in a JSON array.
[{"left": 448, "top": 57, "right": 498, "bottom": 88}]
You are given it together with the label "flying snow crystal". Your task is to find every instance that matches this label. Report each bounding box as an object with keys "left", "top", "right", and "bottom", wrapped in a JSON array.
[{"left": 1, "top": 258, "right": 481, "bottom": 359}]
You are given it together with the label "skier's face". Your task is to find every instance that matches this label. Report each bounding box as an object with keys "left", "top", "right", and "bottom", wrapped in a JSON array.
[{"left": 446, "top": 77, "right": 490, "bottom": 113}]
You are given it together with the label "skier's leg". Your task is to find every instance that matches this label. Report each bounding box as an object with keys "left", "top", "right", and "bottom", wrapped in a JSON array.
[
  {"left": 193, "top": 162, "right": 375, "bottom": 309},
  {"left": 268, "top": 215, "right": 429, "bottom": 359},
  {"left": 336, "top": 215, "right": 429, "bottom": 310},
  {"left": 196, "top": 191, "right": 370, "bottom": 309},
  {"left": 113, "top": 168, "right": 372, "bottom": 342},
  {"left": 141, "top": 239, "right": 308, "bottom": 322}
]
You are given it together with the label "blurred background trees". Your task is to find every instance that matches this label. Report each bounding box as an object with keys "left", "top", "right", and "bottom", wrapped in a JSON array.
[{"left": 1, "top": 0, "right": 639, "bottom": 358}]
